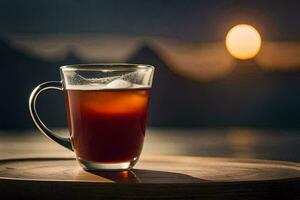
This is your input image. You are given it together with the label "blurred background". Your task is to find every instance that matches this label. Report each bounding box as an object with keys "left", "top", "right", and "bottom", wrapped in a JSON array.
[
  {"left": 1, "top": 0, "right": 300, "bottom": 130},
  {"left": 1, "top": 0, "right": 300, "bottom": 162}
]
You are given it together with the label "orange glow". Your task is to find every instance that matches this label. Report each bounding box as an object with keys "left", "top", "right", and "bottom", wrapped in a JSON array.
[{"left": 83, "top": 89, "right": 149, "bottom": 114}]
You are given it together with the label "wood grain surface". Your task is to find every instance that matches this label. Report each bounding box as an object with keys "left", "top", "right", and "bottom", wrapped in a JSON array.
[{"left": 0, "top": 156, "right": 300, "bottom": 199}]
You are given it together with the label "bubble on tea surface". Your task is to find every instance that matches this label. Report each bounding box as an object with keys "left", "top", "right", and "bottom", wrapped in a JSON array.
[{"left": 105, "top": 79, "right": 133, "bottom": 89}]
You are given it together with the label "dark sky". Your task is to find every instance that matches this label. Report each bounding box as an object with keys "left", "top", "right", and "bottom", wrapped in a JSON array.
[{"left": 0, "top": 0, "right": 300, "bottom": 41}]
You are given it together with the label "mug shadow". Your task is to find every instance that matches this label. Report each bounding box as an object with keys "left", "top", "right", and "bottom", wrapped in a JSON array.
[{"left": 87, "top": 169, "right": 207, "bottom": 183}]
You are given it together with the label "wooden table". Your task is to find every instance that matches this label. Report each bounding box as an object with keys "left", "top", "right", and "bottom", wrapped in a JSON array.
[{"left": 0, "top": 128, "right": 300, "bottom": 199}]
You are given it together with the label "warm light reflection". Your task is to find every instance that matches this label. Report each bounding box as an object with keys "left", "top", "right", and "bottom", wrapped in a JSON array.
[
  {"left": 226, "top": 24, "right": 262, "bottom": 60},
  {"left": 226, "top": 128, "right": 259, "bottom": 158}
]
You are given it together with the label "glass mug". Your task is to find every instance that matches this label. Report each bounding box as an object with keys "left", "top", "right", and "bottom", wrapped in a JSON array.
[{"left": 29, "top": 64, "right": 154, "bottom": 171}]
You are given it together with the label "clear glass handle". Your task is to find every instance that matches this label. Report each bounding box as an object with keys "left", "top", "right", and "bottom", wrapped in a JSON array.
[{"left": 29, "top": 81, "right": 73, "bottom": 151}]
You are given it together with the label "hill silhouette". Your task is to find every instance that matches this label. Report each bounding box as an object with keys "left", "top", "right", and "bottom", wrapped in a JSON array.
[
  {"left": 0, "top": 39, "right": 82, "bottom": 129},
  {"left": 128, "top": 43, "right": 300, "bottom": 128},
  {"left": 1, "top": 38, "right": 300, "bottom": 130}
]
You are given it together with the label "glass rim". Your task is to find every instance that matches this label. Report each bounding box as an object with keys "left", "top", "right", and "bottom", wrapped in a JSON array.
[{"left": 60, "top": 63, "right": 155, "bottom": 72}]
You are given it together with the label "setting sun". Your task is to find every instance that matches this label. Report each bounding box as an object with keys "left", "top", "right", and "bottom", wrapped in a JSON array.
[{"left": 225, "top": 24, "right": 262, "bottom": 60}]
